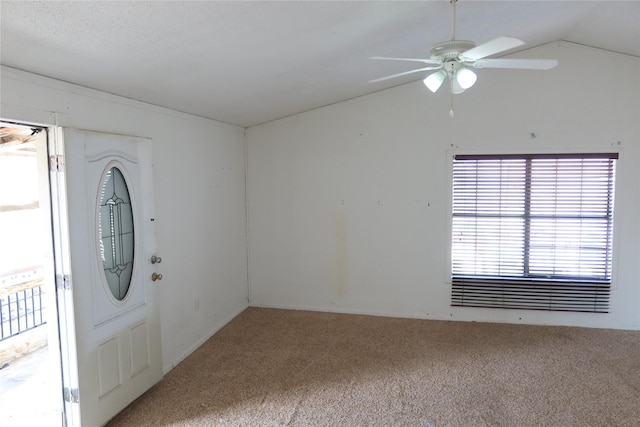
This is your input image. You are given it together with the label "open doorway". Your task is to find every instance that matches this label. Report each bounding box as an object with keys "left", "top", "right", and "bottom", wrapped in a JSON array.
[{"left": 0, "top": 122, "right": 63, "bottom": 425}]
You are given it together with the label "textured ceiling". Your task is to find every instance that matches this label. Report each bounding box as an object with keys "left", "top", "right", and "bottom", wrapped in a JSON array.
[{"left": 1, "top": 1, "right": 639, "bottom": 128}]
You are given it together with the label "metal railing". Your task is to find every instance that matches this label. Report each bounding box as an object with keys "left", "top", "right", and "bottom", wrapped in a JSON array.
[{"left": 0, "top": 285, "right": 46, "bottom": 341}]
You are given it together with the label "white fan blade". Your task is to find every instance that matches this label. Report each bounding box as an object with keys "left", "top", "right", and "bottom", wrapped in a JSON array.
[
  {"left": 368, "top": 65, "right": 443, "bottom": 83},
  {"left": 473, "top": 58, "right": 558, "bottom": 70},
  {"left": 371, "top": 56, "right": 442, "bottom": 65},
  {"left": 460, "top": 37, "right": 525, "bottom": 61}
]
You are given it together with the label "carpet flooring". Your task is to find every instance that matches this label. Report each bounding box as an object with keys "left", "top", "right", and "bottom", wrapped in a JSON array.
[{"left": 108, "top": 307, "right": 640, "bottom": 426}]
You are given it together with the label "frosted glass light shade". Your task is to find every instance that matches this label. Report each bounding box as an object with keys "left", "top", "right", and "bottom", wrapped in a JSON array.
[
  {"left": 455, "top": 67, "right": 477, "bottom": 89},
  {"left": 451, "top": 78, "right": 465, "bottom": 94},
  {"left": 424, "top": 70, "right": 446, "bottom": 92}
]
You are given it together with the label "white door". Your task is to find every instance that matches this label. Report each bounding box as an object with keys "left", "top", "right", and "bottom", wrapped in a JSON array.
[{"left": 52, "top": 128, "right": 163, "bottom": 426}]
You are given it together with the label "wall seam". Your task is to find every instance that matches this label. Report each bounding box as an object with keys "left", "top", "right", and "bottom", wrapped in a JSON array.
[{"left": 243, "top": 128, "right": 251, "bottom": 304}]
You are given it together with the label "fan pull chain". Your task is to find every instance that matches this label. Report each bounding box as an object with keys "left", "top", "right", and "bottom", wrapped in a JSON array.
[{"left": 450, "top": 81, "right": 455, "bottom": 118}]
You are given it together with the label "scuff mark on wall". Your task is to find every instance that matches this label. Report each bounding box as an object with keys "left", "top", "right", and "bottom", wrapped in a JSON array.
[{"left": 335, "top": 212, "right": 347, "bottom": 297}]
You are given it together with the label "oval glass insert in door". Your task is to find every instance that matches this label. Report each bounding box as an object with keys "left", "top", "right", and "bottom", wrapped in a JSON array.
[{"left": 98, "top": 166, "right": 135, "bottom": 300}]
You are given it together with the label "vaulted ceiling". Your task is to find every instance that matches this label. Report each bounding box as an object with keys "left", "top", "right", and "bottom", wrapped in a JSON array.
[{"left": 1, "top": 1, "right": 638, "bottom": 128}]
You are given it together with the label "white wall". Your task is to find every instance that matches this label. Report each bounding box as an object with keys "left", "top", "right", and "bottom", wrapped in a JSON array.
[
  {"left": 0, "top": 66, "right": 249, "bottom": 371},
  {"left": 247, "top": 42, "right": 640, "bottom": 330}
]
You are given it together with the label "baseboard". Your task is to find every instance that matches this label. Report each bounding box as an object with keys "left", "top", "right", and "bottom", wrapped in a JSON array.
[
  {"left": 248, "top": 302, "right": 430, "bottom": 321},
  {"left": 164, "top": 302, "right": 249, "bottom": 374},
  {"left": 249, "top": 302, "right": 640, "bottom": 331}
]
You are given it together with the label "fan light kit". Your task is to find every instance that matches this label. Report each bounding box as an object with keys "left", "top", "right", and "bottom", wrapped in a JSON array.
[{"left": 369, "top": 0, "right": 558, "bottom": 114}]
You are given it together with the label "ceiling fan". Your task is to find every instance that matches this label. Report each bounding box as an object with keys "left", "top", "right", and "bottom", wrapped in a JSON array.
[{"left": 369, "top": 0, "right": 558, "bottom": 95}]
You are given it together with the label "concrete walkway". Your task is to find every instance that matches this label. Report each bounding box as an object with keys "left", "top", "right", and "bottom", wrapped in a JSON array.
[{"left": 0, "top": 345, "right": 62, "bottom": 426}]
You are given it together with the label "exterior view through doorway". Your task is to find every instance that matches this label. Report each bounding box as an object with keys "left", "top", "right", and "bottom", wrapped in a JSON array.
[{"left": 0, "top": 121, "right": 63, "bottom": 425}]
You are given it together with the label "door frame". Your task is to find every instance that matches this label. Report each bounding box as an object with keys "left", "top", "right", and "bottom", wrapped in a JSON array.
[
  {"left": 1, "top": 106, "right": 163, "bottom": 425},
  {"left": 48, "top": 126, "right": 82, "bottom": 426}
]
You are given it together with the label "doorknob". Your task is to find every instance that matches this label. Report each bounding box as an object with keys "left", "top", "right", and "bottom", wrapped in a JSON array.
[
  {"left": 151, "top": 255, "right": 162, "bottom": 264},
  {"left": 151, "top": 272, "right": 163, "bottom": 281}
]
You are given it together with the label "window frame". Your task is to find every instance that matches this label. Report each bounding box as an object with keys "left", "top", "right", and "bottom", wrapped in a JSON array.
[{"left": 445, "top": 148, "right": 621, "bottom": 313}]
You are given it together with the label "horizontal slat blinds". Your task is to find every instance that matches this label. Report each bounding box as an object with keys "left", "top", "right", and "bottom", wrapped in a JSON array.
[
  {"left": 451, "top": 153, "right": 617, "bottom": 313},
  {"left": 451, "top": 278, "right": 611, "bottom": 313}
]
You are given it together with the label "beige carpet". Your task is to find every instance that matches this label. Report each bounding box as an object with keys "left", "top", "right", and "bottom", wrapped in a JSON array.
[{"left": 108, "top": 307, "right": 640, "bottom": 426}]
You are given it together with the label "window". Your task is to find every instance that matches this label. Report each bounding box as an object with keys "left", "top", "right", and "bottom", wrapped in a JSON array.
[
  {"left": 451, "top": 153, "right": 617, "bottom": 313},
  {"left": 98, "top": 166, "right": 135, "bottom": 301}
]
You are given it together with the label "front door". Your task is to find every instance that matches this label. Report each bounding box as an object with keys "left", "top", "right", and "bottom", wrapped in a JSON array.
[{"left": 53, "top": 128, "right": 163, "bottom": 426}]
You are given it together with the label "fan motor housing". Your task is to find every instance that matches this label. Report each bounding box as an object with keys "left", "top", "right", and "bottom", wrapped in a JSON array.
[{"left": 430, "top": 40, "right": 476, "bottom": 60}]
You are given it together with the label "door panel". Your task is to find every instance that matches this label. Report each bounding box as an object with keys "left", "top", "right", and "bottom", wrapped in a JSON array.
[{"left": 59, "top": 128, "right": 162, "bottom": 426}]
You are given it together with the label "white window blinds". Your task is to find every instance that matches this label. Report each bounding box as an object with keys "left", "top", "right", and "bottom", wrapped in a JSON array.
[{"left": 451, "top": 153, "right": 617, "bottom": 313}]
